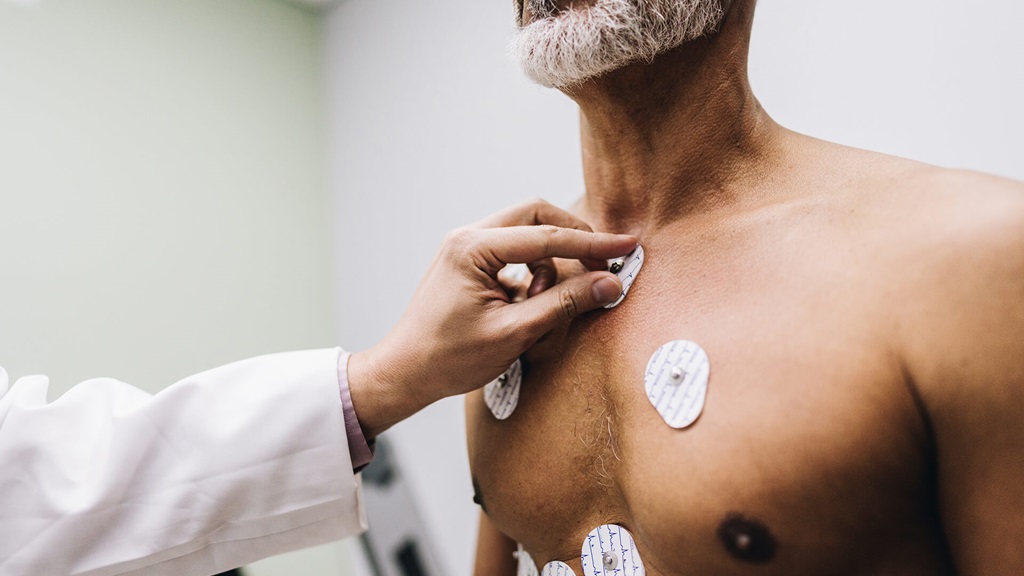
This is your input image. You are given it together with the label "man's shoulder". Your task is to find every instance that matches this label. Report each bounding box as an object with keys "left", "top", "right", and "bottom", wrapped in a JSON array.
[
  {"left": 861, "top": 162, "right": 1024, "bottom": 415},
  {"left": 893, "top": 162, "right": 1024, "bottom": 211},
  {"left": 819, "top": 145, "right": 1024, "bottom": 259},
  {"left": 866, "top": 165, "right": 1024, "bottom": 571},
  {"left": 845, "top": 157, "right": 1024, "bottom": 314},
  {"left": 888, "top": 164, "right": 1024, "bottom": 248}
]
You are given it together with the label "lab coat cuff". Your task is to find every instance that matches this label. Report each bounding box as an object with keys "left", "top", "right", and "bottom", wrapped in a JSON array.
[{"left": 338, "top": 350, "right": 376, "bottom": 472}]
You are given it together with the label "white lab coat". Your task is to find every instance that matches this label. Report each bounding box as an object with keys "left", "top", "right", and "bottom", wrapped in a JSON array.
[{"left": 0, "top": 348, "right": 367, "bottom": 576}]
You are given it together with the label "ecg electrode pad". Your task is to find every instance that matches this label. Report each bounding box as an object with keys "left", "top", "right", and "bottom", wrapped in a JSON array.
[
  {"left": 517, "top": 544, "right": 540, "bottom": 576},
  {"left": 582, "top": 524, "right": 645, "bottom": 575},
  {"left": 484, "top": 359, "right": 523, "bottom": 420},
  {"left": 644, "top": 340, "right": 710, "bottom": 429},
  {"left": 541, "top": 561, "right": 576, "bottom": 576},
  {"left": 605, "top": 245, "right": 644, "bottom": 309}
]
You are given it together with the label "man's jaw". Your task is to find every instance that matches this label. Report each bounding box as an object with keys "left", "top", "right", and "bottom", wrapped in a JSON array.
[{"left": 512, "top": 0, "right": 729, "bottom": 89}]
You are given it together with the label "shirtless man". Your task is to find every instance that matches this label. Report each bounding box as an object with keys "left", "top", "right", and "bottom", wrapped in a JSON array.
[{"left": 465, "top": 0, "right": 1024, "bottom": 574}]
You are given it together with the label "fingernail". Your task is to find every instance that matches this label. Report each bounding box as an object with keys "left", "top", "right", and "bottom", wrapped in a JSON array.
[{"left": 592, "top": 277, "right": 622, "bottom": 304}]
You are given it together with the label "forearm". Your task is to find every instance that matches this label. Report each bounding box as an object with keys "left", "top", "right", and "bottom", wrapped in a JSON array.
[{"left": 0, "top": 350, "right": 365, "bottom": 575}]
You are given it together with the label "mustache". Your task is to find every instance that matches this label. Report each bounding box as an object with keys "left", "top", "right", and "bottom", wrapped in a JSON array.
[{"left": 526, "top": 0, "right": 559, "bottom": 20}]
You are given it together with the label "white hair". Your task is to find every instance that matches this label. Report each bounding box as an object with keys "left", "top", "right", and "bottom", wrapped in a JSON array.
[{"left": 512, "top": 0, "right": 729, "bottom": 88}]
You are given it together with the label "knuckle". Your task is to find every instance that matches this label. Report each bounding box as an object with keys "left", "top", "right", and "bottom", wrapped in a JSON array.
[
  {"left": 521, "top": 197, "right": 551, "bottom": 224},
  {"left": 585, "top": 232, "right": 598, "bottom": 257},
  {"left": 442, "top": 227, "right": 474, "bottom": 252},
  {"left": 539, "top": 225, "right": 561, "bottom": 255},
  {"left": 526, "top": 196, "right": 548, "bottom": 209},
  {"left": 558, "top": 286, "right": 581, "bottom": 322},
  {"left": 539, "top": 224, "right": 563, "bottom": 237}
]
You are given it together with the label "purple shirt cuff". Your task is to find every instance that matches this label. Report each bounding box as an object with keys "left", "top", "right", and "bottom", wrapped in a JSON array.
[{"left": 338, "top": 351, "right": 375, "bottom": 472}]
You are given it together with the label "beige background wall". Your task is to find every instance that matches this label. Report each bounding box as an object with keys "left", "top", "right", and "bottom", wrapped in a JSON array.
[{"left": 0, "top": 0, "right": 342, "bottom": 573}]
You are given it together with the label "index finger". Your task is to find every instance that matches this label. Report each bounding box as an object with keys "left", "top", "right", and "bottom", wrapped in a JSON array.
[
  {"left": 475, "top": 226, "right": 637, "bottom": 273},
  {"left": 472, "top": 198, "right": 594, "bottom": 232}
]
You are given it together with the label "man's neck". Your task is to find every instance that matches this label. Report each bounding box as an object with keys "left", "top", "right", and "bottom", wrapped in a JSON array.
[{"left": 565, "top": 0, "right": 781, "bottom": 235}]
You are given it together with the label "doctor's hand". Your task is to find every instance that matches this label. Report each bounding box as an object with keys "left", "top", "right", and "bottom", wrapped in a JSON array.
[{"left": 347, "top": 199, "right": 637, "bottom": 438}]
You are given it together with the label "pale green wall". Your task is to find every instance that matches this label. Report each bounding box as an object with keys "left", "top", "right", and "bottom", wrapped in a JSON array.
[
  {"left": 0, "top": 0, "right": 333, "bottom": 391},
  {"left": 0, "top": 0, "right": 344, "bottom": 573}
]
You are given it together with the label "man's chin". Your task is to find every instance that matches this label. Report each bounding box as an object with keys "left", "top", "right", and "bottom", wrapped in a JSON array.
[
  {"left": 512, "top": 2, "right": 640, "bottom": 89},
  {"left": 512, "top": 0, "right": 729, "bottom": 90}
]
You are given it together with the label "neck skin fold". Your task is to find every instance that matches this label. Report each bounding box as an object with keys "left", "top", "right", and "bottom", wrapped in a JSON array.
[{"left": 562, "top": 0, "right": 783, "bottom": 236}]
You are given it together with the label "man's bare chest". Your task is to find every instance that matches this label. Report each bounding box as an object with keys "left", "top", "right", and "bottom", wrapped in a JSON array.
[{"left": 466, "top": 248, "right": 942, "bottom": 575}]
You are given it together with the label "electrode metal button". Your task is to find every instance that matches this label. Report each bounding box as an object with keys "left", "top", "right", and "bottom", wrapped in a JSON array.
[
  {"left": 484, "top": 359, "right": 523, "bottom": 420},
  {"left": 581, "top": 524, "right": 645, "bottom": 575},
  {"left": 604, "top": 244, "right": 644, "bottom": 309}
]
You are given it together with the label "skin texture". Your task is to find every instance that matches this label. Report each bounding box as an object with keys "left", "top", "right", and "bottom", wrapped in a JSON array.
[
  {"left": 348, "top": 199, "right": 636, "bottom": 439},
  {"left": 467, "top": 1, "right": 1024, "bottom": 575}
]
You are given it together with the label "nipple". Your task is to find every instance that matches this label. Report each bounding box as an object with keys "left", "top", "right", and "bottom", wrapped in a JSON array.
[{"left": 717, "top": 514, "right": 778, "bottom": 563}]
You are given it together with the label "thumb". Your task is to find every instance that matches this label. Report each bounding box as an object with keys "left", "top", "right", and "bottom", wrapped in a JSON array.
[{"left": 511, "top": 272, "right": 623, "bottom": 341}]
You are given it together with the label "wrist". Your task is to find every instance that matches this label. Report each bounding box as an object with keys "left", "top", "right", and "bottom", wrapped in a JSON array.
[{"left": 347, "top": 342, "right": 435, "bottom": 438}]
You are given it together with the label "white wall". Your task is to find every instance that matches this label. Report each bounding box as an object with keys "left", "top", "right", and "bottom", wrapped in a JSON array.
[
  {"left": 326, "top": 1, "right": 583, "bottom": 574},
  {"left": 749, "top": 2, "right": 1024, "bottom": 180},
  {"left": 0, "top": 0, "right": 343, "bottom": 574},
  {"left": 326, "top": 1, "right": 1024, "bottom": 575}
]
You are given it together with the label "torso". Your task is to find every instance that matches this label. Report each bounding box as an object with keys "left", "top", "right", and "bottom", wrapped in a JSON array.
[{"left": 466, "top": 149, "right": 962, "bottom": 575}]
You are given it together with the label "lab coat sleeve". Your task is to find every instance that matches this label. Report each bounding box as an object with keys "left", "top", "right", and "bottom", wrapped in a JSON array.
[{"left": 0, "top": 348, "right": 368, "bottom": 576}]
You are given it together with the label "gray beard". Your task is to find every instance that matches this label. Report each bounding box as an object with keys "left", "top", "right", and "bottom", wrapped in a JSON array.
[{"left": 512, "top": 0, "right": 728, "bottom": 89}]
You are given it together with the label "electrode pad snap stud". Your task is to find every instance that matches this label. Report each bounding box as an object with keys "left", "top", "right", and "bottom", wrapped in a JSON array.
[
  {"left": 484, "top": 359, "right": 523, "bottom": 420},
  {"left": 540, "top": 561, "right": 576, "bottom": 576},
  {"left": 604, "top": 244, "right": 644, "bottom": 309},
  {"left": 644, "top": 340, "right": 711, "bottom": 429},
  {"left": 517, "top": 544, "right": 539, "bottom": 576},
  {"left": 581, "top": 524, "right": 645, "bottom": 575}
]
